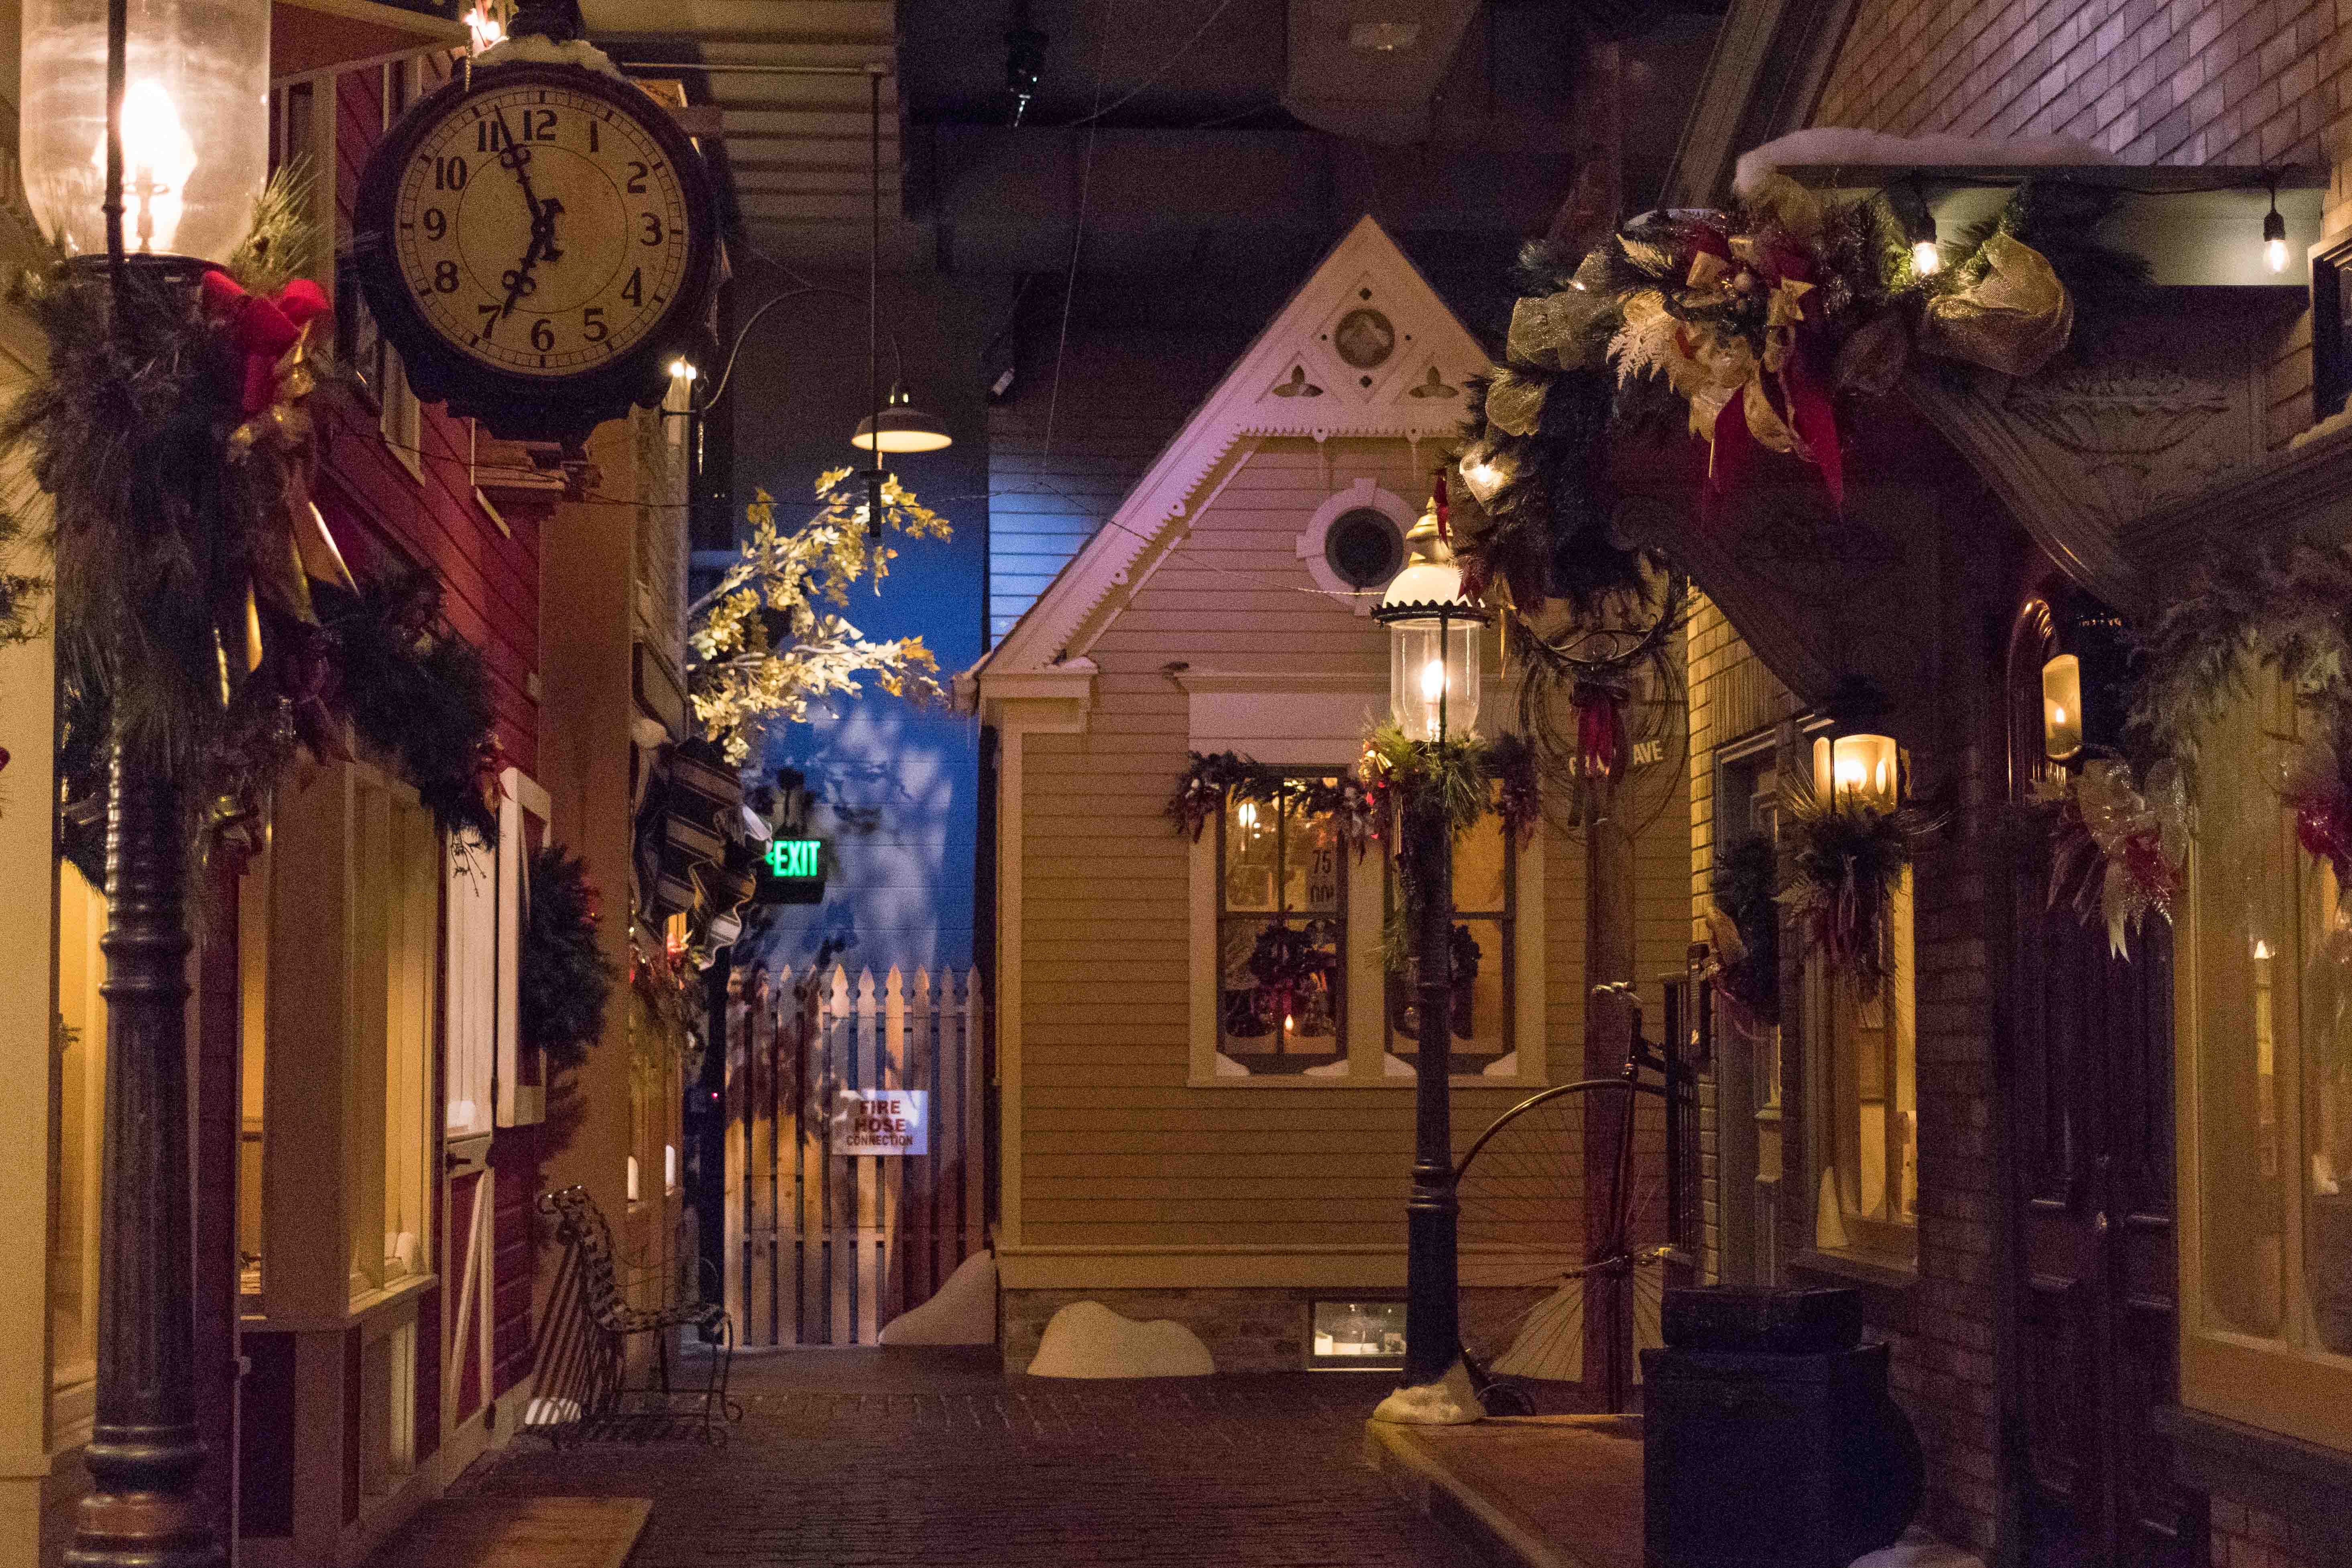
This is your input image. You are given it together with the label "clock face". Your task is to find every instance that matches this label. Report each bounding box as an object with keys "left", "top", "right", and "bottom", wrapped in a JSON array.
[{"left": 382, "top": 72, "right": 700, "bottom": 380}]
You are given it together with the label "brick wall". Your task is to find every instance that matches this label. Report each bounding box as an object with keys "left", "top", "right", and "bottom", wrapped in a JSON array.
[
  {"left": 1812, "top": 0, "right": 2334, "bottom": 446},
  {"left": 2210, "top": 1497, "right": 2331, "bottom": 1568}
]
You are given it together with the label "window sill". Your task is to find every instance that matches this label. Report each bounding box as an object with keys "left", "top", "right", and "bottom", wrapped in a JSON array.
[
  {"left": 240, "top": 1271, "right": 438, "bottom": 1332},
  {"left": 2159, "top": 1404, "right": 2352, "bottom": 1560},
  {"left": 1787, "top": 1248, "right": 1919, "bottom": 1333}
]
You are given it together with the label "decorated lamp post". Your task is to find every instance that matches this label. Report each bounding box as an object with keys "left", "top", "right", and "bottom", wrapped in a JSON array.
[
  {"left": 1371, "top": 500, "right": 1488, "bottom": 1425},
  {"left": 23, "top": 1, "right": 269, "bottom": 1563}
]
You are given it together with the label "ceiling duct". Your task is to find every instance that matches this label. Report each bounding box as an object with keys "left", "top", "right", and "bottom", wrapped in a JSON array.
[{"left": 1282, "top": 0, "right": 1481, "bottom": 145}]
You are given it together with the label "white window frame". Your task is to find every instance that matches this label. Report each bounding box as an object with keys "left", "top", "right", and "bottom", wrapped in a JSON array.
[{"left": 1177, "top": 671, "right": 1544, "bottom": 1089}]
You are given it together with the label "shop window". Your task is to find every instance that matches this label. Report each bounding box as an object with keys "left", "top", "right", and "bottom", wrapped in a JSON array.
[
  {"left": 1215, "top": 779, "right": 1346, "bottom": 1073},
  {"left": 1810, "top": 868, "right": 1918, "bottom": 1267},
  {"left": 239, "top": 849, "right": 271, "bottom": 1295},
  {"left": 348, "top": 770, "right": 439, "bottom": 1300},
  {"left": 1386, "top": 815, "right": 1515, "bottom": 1071},
  {"left": 51, "top": 861, "right": 107, "bottom": 1444},
  {"left": 2179, "top": 677, "right": 2352, "bottom": 1452}
]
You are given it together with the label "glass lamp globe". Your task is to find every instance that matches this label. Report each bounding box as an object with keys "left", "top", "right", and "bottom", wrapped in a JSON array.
[
  {"left": 1376, "top": 499, "right": 1487, "bottom": 744},
  {"left": 21, "top": 0, "right": 271, "bottom": 265},
  {"left": 1811, "top": 731, "right": 1900, "bottom": 813}
]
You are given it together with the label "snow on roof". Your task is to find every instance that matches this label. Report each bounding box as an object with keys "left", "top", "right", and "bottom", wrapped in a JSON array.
[{"left": 1733, "top": 128, "right": 2119, "bottom": 197}]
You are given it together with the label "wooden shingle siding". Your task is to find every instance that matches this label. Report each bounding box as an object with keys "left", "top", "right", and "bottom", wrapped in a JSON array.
[
  {"left": 1813, "top": 0, "right": 2342, "bottom": 447},
  {"left": 1013, "top": 437, "right": 1690, "bottom": 1250}
]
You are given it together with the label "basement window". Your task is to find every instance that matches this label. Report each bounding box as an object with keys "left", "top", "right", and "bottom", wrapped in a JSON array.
[{"left": 1308, "top": 1299, "right": 1406, "bottom": 1369}]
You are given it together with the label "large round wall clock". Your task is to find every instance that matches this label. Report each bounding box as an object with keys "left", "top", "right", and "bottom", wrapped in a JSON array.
[{"left": 352, "top": 60, "right": 718, "bottom": 441}]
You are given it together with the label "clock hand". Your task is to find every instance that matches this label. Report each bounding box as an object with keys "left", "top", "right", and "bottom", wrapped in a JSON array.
[{"left": 497, "top": 228, "right": 547, "bottom": 321}]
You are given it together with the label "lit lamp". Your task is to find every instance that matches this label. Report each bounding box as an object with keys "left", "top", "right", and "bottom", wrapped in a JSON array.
[
  {"left": 850, "top": 382, "right": 954, "bottom": 454},
  {"left": 22, "top": 2, "right": 271, "bottom": 1563},
  {"left": 1377, "top": 499, "right": 1487, "bottom": 744},
  {"left": 1888, "top": 177, "right": 1941, "bottom": 279},
  {"left": 2041, "top": 653, "right": 2085, "bottom": 761},
  {"left": 22, "top": 0, "right": 270, "bottom": 266},
  {"left": 1812, "top": 731, "right": 1900, "bottom": 811},
  {"left": 1371, "top": 495, "right": 1489, "bottom": 1427},
  {"left": 2264, "top": 182, "right": 2289, "bottom": 275},
  {"left": 1457, "top": 444, "right": 1514, "bottom": 504}
]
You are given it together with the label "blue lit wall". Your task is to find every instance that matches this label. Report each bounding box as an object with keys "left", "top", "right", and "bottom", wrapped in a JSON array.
[{"left": 722, "top": 275, "right": 989, "bottom": 978}]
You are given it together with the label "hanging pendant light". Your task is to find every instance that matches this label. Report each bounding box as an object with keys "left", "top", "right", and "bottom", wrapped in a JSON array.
[
  {"left": 852, "top": 64, "right": 951, "bottom": 459},
  {"left": 851, "top": 383, "right": 953, "bottom": 453}
]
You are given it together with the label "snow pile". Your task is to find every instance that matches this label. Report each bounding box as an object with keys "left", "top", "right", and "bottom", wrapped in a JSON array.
[
  {"left": 1025, "top": 1300, "right": 1215, "bottom": 1378},
  {"left": 2290, "top": 405, "right": 2352, "bottom": 451},
  {"left": 878, "top": 1251, "right": 997, "bottom": 1346},
  {"left": 1852, "top": 1527, "right": 1987, "bottom": 1568},
  {"left": 1734, "top": 129, "right": 2116, "bottom": 197}
]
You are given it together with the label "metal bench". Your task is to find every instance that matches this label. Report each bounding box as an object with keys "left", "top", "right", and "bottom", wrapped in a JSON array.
[{"left": 526, "top": 1184, "right": 740, "bottom": 1446}]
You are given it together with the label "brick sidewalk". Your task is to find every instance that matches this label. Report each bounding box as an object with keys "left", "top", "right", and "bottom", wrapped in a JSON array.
[{"left": 433, "top": 1348, "right": 1478, "bottom": 1567}]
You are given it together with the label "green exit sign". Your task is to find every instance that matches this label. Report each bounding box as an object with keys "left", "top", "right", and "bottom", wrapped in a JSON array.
[{"left": 764, "top": 838, "right": 822, "bottom": 879}]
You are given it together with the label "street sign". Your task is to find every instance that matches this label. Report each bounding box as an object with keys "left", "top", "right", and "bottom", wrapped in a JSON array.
[{"left": 832, "top": 1089, "right": 928, "bottom": 1156}]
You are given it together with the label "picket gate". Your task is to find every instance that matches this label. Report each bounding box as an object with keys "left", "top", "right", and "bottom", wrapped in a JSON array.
[{"left": 722, "top": 964, "right": 985, "bottom": 1346}]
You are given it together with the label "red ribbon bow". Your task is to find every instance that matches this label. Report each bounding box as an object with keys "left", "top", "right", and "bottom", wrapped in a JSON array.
[
  {"left": 1572, "top": 682, "right": 1628, "bottom": 783},
  {"left": 202, "top": 270, "right": 331, "bottom": 417}
]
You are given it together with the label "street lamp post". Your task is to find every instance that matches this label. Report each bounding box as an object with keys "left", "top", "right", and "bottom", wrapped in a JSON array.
[
  {"left": 23, "top": 0, "right": 271, "bottom": 1562},
  {"left": 1371, "top": 499, "right": 1487, "bottom": 1426}
]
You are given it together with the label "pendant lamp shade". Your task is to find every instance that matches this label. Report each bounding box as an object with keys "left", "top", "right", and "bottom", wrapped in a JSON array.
[{"left": 851, "top": 383, "right": 953, "bottom": 454}]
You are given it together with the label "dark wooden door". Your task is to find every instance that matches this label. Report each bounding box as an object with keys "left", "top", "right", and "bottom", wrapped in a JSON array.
[{"left": 2005, "top": 598, "right": 2205, "bottom": 1568}]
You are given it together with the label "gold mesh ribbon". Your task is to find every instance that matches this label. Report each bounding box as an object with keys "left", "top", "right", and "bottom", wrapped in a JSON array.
[{"left": 1919, "top": 231, "right": 2073, "bottom": 378}]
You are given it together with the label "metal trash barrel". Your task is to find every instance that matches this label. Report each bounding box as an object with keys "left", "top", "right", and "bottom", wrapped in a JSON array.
[{"left": 1642, "top": 1286, "right": 1921, "bottom": 1568}]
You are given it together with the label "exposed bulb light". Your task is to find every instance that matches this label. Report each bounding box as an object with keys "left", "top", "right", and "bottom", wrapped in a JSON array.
[
  {"left": 466, "top": 2, "right": 506, "bottom": 50},
  {"left": 1889, "top": 177, "right": 1941, "bottom": 284},
  {"left": 1911, "top": 239, "right": 1942, "bottom": 276},
  {"left": 1419, "top": 658, "right": 1446, "bottom": 702},
  {"left": 2265, "top": 193, "right": 2289, "bottom": 274},
  {"left": 669, "top": 356, "right": 698, "bottom": 382}
]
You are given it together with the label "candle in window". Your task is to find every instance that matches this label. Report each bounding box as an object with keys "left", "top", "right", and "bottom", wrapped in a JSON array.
[{"left": 2042, "top": 654, "right": 2084, "bottom": 761}]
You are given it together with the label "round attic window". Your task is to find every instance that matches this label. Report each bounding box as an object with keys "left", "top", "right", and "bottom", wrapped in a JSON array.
[
  {"left": 1333, "top": 308, "right": 1396, "bottom": 369},
  {"left": 1323, "top": 506, "right": 1405, "bottom": 589}
]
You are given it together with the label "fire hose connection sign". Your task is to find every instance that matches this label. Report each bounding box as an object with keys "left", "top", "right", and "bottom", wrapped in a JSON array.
[{"left": 833, "top": 1089, "right": 928, "bottom": 1156}]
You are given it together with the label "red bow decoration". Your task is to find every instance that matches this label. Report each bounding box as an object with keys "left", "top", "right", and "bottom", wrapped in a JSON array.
[
  {"left": 1432, "top": 469, "right": 1451, "bottom": 541},
  {"left": 1572, "top": 681, "right": 1628, "bottom": 783},
  {"left": 201, "top": 270, "right": 331, "bottom": 417}
]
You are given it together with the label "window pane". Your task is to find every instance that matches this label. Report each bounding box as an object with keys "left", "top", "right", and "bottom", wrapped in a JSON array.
[
  {"left": 1454, "top": 817, "right": 1508, "bottom": 913},
  {"left": 1219, "top": 917, "right": 1340, "bottom": 1059},
  {"left": 1817, "top": 866, "right": 1915, "bottom": 1261},
  {"left": 1454, "top": 916, "right": 1508, "bottom": 1055},
  {"left": 1223, "top": 795, "right": 1278, "bottom": 912},
  {"left": 2304, "top": 859, "right": 2352, "bottom": 1354},
  {"left": 2193, "top": 690, "right": 2291, "bottom": 1338}
]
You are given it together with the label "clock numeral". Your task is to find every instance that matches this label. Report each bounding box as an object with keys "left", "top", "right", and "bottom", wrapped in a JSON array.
[
  {"left": 626, "top": 161, "right": 649, "bottom": 195},
  {"left": 476, "top": 302, "right": 503, "bottom": 338},
  {"left": 520, "top": 108, "right": 557, "bottom": 141},
  {"left": 433, "top": 155, "right": 469, "bottom": 191},
  {"left": 582, "top": 305, "right": 608, "bottom": 343},
  {"left": 621, "top": 268, "right": 643, "bottom": 306},
  {"left": 422, "top": 207, "right": 447, "bottom": 242},
  {"left": 433, "top": 259, "right": 460, "bottom": 293},
  {"left": 531, "top": 318, "right": 556, "bottom": 352},
  {"left": 476, "top": 118, "right": 508, "bottom": 153},
  {"left": 640, "top": 212, "right": 663, "bottom": 246}
]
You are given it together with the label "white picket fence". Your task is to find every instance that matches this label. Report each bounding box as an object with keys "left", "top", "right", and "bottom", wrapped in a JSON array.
[{"left": 723, "top": 965, "right": 986, "bottom": 1346}]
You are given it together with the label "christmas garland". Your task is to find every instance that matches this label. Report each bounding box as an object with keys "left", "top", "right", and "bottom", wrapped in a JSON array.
[
  {"left": 2031, "top": 757, "right": 2188, "bottom": 959},
  {"left": 521, "top": 844, "right": 614, "bottom": 1078},
  {"left": 10, "top": 167, "right": 505, "bottom": 889},
  {"left": 1166, "top": 750, "right": 1383, "bottom": 853},
  {"left": 2119, "top": 539, "right": 2352, "bottom": 911},
  {"left": 1782, "top": 782, "right": 1939, "bottom": 994},
  {"left": 1448, "top": 175, "right": 2146, "bottom": 598}
]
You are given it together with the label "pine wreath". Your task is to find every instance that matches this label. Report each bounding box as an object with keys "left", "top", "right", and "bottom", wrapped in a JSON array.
[{"left": 520, "top": 844, "right": 614, "bottom": 1078}]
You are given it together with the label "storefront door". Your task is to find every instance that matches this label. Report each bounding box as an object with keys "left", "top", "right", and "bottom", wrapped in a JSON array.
[{"left": 2004, "top": 597, "right": 2206, "bottom": 1568}]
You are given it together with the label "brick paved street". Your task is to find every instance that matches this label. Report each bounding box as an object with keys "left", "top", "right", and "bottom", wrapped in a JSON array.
[{"left": 443, "top": 1348, "right": 1478, "bottom": 1566}]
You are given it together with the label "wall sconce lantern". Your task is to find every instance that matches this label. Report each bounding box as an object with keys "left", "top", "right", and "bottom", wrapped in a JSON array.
[
  {"left": 21, "top": 0, "right": 272, "bottom": 266},
  {"left": 1376, "top": 497, "right": 1488, "bottom": 744},
  {"left": 1811, "top": 678, "right": 1902, "bottom": 813},
  {"left": 2038, "top": 596, "right": 2128, "bottom": 767},
  {"left": 1812, "top": 730, "right": 1901, "bottom": 813}
]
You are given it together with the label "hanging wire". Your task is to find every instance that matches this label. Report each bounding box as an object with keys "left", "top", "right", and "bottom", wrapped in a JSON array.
[{"left": 1055, "top": 0, "right": 1243, "bottom": 128}]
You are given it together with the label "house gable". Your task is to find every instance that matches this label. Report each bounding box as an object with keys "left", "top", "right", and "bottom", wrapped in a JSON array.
[{"left": 969, "top": 216, "right": 1489, "bottom": 698}]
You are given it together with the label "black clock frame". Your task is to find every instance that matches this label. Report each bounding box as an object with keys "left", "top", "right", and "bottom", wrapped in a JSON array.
[{"left": 351, "top": 60, "right": 719, "bottom": 442}]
